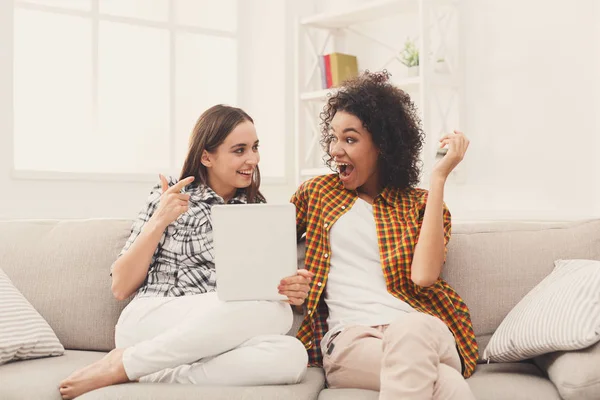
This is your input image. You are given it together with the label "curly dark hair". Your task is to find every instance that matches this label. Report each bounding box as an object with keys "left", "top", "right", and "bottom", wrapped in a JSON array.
[{"left": 320, "top": 70, "right": 425, "bottom": 190}]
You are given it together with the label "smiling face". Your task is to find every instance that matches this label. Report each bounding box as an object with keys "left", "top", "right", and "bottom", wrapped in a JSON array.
[
  {"left": 328, "top": 111, "right": 381, "bottom": 197},
  {"left": 201, "top": 120, "right": 260, "bottom": 200}
]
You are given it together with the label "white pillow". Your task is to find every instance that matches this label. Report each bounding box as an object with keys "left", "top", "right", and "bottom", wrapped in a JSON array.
[
  {"left": 0, "top": 268, "right": 64, "bottom": 364},
  {"left": 483, "top": 259, "right": 600, "bottom": 363}
]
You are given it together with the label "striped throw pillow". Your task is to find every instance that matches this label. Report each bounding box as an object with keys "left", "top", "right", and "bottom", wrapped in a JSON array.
[
  {"left": 0, "top": 268, "right": 64, "bottom": 364},
  {"left": 483, "top": 259, "right": 600, "bottom": 363}
]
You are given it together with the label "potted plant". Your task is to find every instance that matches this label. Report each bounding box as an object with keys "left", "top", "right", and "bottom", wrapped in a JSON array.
[{"left": 400, "top": 38, "right": 419, "bottom": 77}]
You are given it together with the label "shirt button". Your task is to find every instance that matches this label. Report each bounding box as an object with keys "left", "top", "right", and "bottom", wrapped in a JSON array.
[
  {"left": 178, "top": 218, "right": 184, "bottom": 223},
  {"left": 324, "top": 223, "right": 328, "bottom": 228},
  {"left": 341, "top": 206, "right": 346, "bottom": 210},
  {"left": 307, "top": 341, "right": 312, "bottom": 347},
  {"left": 324, "top": 253, "right": 329, "bottom": 258},
  {"left": 317, "top": 281, "right": 322, "bottom": 287}
]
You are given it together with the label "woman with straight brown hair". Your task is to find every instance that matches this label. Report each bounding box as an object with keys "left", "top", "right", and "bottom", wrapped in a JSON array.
[{"left": 59, "top": 105, "right": 312, "bottom": 399}]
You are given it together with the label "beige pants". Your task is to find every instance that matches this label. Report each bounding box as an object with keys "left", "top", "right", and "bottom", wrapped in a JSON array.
[{"left": 323, "top": 313, "right": 475, "bottom": 400}]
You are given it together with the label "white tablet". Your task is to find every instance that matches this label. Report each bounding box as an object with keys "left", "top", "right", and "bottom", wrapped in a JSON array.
[{"left": 211, "top": 203, "right": 297, "bottom": 302}]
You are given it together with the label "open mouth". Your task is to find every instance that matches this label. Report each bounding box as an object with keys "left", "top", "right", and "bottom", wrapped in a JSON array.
[{"left": 337, "top": 162, "right": 355, "bottom": 180}]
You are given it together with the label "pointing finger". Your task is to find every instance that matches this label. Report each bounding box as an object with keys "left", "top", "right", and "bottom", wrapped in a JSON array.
[
  {"left": 167, "top": 176, "right": 195, "bottom": 194},
  {"left": 159, "top": 174, "right": 169, "bottom": 193}
]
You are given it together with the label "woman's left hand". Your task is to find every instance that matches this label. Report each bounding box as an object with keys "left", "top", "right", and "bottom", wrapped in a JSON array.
[
  {"left": 432, "top": 130, "right": 470, "bottom": 180},
  {"left": 278, "top": 269, "right": 315, "bottom": 306}
]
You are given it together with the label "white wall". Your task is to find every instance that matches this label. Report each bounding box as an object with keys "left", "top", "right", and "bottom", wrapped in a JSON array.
[
  {"left": 0, "top": 0, "right": 297, "bottom": 220},
  {"left": 313, "top": 0, "right": 600, "bottom": 221},
  {"left": 445, "top": 0, "right": 599, "bottom": 220},
  {"left": 237, "top": 0, "right": 298, "bottom": 204},
  {"left": 591, "top": 0, "right": 598, "bottom": 218}
]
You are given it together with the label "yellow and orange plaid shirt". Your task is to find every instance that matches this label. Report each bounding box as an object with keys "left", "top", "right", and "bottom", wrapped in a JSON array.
[{"left": 290, "top": 174, "right": 478, "bottom": 378}]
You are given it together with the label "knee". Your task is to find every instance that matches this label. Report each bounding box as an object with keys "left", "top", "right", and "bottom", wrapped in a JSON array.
[
  {"left": 258, "top": 301, "right": 293, "bottom": 335},
  {"left": 271, "top": 336, "right": 309, "bottom": 384}
]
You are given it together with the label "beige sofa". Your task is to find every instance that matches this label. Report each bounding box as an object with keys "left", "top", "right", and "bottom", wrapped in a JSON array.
[{"left": 1, "top": 218, "right": 599, "bottom": 400}]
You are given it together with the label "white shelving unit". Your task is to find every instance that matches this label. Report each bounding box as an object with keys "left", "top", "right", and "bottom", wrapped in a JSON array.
[
  {"left": 299, "top": 76, "right": 421, "bottom": 102},
  {"left": 294, "top": 0, "right": 461, "bottom": 186}
]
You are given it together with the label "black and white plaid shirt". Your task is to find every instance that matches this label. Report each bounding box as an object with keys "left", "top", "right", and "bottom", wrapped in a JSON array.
[{"left": 119, "top": 177, "right": 260, "bottom": 298}]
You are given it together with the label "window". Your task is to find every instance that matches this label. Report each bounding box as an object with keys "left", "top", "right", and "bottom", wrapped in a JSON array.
[{"left": 13, "top": 0, "right": 238, "bottom": 176}]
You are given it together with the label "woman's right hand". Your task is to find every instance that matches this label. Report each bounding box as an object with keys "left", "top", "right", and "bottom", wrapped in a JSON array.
[{"left": 151, "top": 174, "right": 195, "bottom": 229}]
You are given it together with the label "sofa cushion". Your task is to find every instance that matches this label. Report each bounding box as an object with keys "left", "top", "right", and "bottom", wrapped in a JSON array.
[
  {"left": 0, "top": 220, "right": 133, "bottom": 351},
  {"left": 0, "top": 350, "right": 325, "bottom": 400},
  {"left": 318, "top": 388, "right": 378, "bottom": 400},
  {"left": 80, "top": 367, "right": 325, "bottom": 400},
  {"left": 317, "top": 363, "right": 561, "bottom": 400},
  {"left": 534, "top": 340, "right": 600, "bottom": 400},
  {"left": 0, "top": 268, "right": 64, "bottom": 364},
  {"left": 319, "top": 389, "right": 379, "bottom": 400},
  {"left": 484, "top": 259, "right": 600, "bottom": 362},
  {"left": 442, "top": 219, "right": 600, "bottom": 360},
  {"left": 467, "top": 363, "right": 562, "bottom": 400},
  {"left": 0, "top": 349, "right": 106, "bottom": 400}
]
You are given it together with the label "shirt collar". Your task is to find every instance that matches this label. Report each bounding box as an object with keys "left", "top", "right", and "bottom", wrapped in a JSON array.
[
  {"left": 333, "top": 174, "right": 400, "bottom": 206},
  {"left": 188, "top": 184, "right": 247, "bottom": 205},
  {"left": 379, "top": 186, "right": 401, "bottom": 206}
]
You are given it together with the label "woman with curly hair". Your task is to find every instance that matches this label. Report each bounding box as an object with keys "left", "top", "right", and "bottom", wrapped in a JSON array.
[{"left": 291, "top": 71, "right": 477, "bottom": 399}]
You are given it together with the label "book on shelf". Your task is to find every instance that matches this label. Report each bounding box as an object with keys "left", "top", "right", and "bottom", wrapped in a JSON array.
[
  {"left": 326, "top": 54, "right": 333, "bottom": 88},
  {"left": 319, "top": 56, "right": 327, "bottom": 90},
  {"left": 320, "top": 53, "right": 358, "bottom": 89}
]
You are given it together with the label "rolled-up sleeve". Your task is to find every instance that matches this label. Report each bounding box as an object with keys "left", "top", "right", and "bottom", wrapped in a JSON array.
[{"left": 111, "top": 184, "right": 162, "bottom": 275}]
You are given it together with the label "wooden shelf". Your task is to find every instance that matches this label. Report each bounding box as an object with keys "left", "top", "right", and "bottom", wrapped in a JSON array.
[{"left": 301, "top": 0, "right": 419, "bottom": 29}]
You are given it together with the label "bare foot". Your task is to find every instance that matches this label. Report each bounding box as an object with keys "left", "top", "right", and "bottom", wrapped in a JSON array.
[{"left": 58, "top": 348, "right": 130, "bottom": 399}]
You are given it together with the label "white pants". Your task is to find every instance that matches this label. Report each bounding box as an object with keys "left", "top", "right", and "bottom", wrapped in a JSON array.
[{"left": 115, "top": 292, "right": 308, "bottom": 386}]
